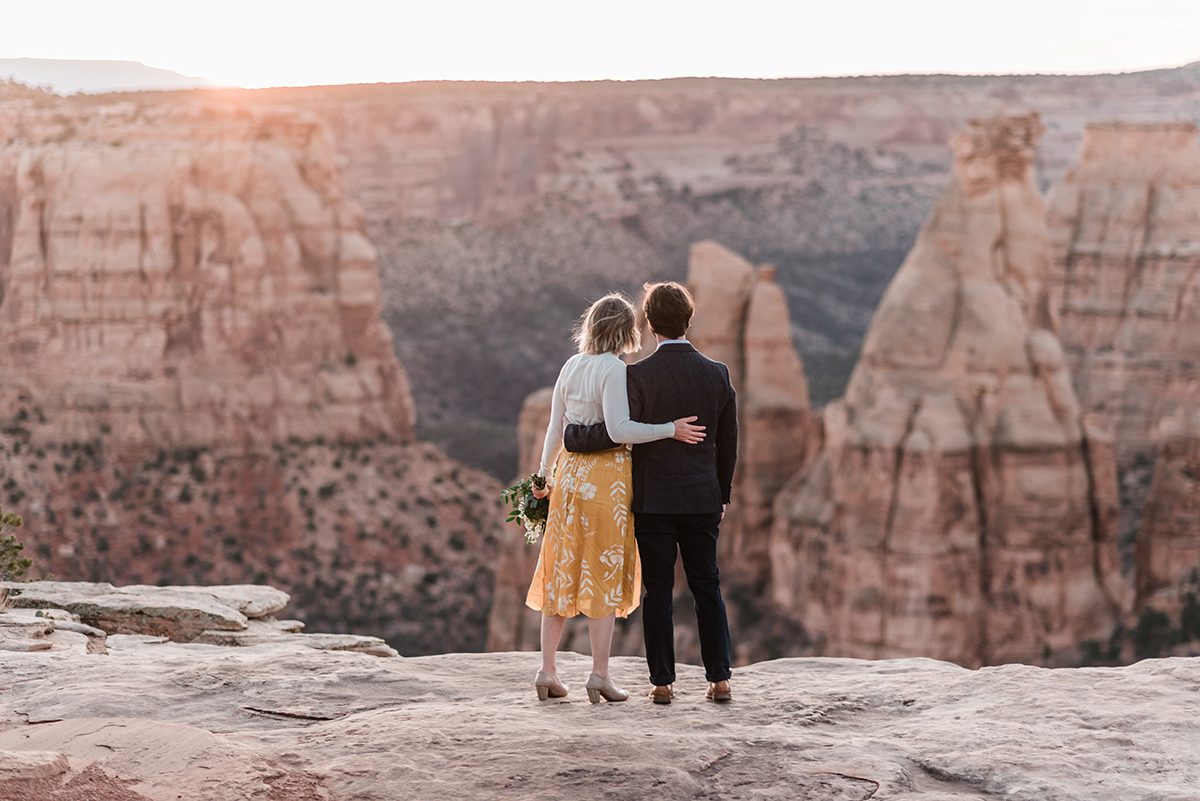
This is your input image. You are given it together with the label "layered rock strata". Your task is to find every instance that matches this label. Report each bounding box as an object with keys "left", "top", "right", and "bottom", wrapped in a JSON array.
[
  {"left": 1046, "top": 122, "right": 1200, "bottom": 465},
  {"left": 769, "top": 115, "right": 1123, "bottom": 667},
  {"left": 1135, "top": 410, "right": 1200, "bottom": 621},
  {"left": 0, "top": 579, "right": 397, "bottom": 656},
  {"left": 0, "top": 94, "right": 502, "bottom": 656},
  {"left": 0, "top": 98, "right": 414, "bottom": 448}
]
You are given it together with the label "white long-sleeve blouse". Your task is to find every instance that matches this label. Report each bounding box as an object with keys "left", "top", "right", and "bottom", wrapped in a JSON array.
[{"left": 538, "top": 352, "right": 674, "bottom": 476}]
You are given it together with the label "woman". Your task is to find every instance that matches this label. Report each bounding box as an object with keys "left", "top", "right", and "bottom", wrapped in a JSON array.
[{"left": 526, "top": 293, "right": 705, "bottom": 704}]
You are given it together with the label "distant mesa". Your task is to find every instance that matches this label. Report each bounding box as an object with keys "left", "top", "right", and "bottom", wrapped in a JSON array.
[{"left": 0, "top": 58, "right": 214, "bottom": 94}]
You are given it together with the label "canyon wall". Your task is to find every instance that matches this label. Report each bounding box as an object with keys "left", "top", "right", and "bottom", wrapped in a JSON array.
[
  {"left": 768, "top": 115, "right": 1123, "bottom": 667},
  {"left": 0, "top": 98, "right": 413, "bottom": 448},
  {"left": 0, "top": 90, "right": 502, "bottom": 654},
  {"left": 1135, "top": 410, "right": 1200, "bottom": 621},
  {"left": 1046, "top": 122, "right": 1200, "bottom": 466},
  {"left": 242, "top": 63, "right": 1200, "bottom": 477}
]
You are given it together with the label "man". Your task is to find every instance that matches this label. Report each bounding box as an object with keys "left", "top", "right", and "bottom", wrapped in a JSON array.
[{"left": 564, "top": 281, "right": 737, "bottom": 704}]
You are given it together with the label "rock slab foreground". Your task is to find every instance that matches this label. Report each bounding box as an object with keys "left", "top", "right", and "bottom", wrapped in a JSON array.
[{"left": 0, "top": 634, "right": 1196, "bottom": 800}]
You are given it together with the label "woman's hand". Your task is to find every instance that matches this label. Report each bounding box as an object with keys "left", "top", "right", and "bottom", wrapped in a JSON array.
[
  {"left": 673, "top": 416, "right": 706, "bottom": 444},
  {"left": 532, "top": 483, "right": 551, "bottom": 500}
]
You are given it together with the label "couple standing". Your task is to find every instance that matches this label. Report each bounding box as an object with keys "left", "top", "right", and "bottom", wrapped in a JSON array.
[{"left": 526, "top": 281, "right": 737, "bottom": 705}]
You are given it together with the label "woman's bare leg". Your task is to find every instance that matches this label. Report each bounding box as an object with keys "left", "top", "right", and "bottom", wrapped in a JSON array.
[
  {"left": 541, "top": 614, "right": 567, "bottom": 675},
  {"left": 587, "top": 614, "right": 616, "bottom": 678}
]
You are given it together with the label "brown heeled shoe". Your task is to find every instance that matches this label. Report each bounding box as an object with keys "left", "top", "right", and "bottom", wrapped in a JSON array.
[
  {"left": 649, "top": 684, "right": 674, "bottom": 705},
  {"left": 534, "top": 670, "right": 569, "bottom": 701},
  {"left": 706, "top": 680, "right": 732, "bottom": 703}
]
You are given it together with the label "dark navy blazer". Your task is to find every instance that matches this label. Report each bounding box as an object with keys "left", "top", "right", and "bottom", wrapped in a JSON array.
[{"left": 564, "top": 342, "right": 738, "bottom": 515}]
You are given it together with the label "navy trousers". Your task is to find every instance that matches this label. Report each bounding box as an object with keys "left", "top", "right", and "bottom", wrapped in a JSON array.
[{"left": 635, "top": 512, "right": 733, "bottom": 686}]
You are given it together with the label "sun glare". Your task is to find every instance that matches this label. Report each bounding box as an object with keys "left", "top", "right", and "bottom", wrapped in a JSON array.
[{"left": 0, "top": 0, "right": 1197, "bottom": 89}]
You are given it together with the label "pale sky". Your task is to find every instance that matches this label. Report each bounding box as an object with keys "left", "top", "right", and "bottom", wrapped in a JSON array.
[{"left": 3, "top": 0, "right": 1199, "bottom": 87}]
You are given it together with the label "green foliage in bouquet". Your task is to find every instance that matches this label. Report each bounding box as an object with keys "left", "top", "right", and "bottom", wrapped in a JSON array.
[{"left": 501, "top": 474, "right": 549, "bottom": 545}]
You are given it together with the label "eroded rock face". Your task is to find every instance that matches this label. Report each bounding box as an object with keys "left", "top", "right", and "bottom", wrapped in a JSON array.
[
  {"left": 737, "top": 267, "right": 816, "bottom": 577},
  {"left": 0, "top": 94, "right": 503, "bottom": 656},
  {"left": 1136, "top": 410, "right": 1200, "bottom": 621},
  {"left": 0, "top": 98, "right": 414, "bottom": 448},
  {"left": 1046, "top": 122, "right": 1200, "bottom": 465},
  {"left": 687, "top": 241, "right": 757, "bottom": 379},
  {"left": 769, "top": 115, "right": 1122, "bottom": 667}
]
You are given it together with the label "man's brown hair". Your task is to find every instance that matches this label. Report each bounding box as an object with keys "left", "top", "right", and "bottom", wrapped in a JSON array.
[{"left": 643, "top": 281, "right": 695, "bottom": 340}]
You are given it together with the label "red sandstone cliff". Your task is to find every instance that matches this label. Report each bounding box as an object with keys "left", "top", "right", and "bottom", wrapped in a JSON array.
[
  {"left": 768, "top": 116, "right": 1123, "bottom": 667},
  {"left": 243, "top": 64, "right": 1200, "bottom": 476},
  {"left": 0, "top": 98, "right": 413, "bottom": 448},
  {"left": 1135, "top": 410, "right": 1200, "bottom": 623},
  {"left": 1046, "top": 122, "right": 1200, "bottom": 466},
  {"left": 0, "top": 91, "right": 501, "bottom": 654}
]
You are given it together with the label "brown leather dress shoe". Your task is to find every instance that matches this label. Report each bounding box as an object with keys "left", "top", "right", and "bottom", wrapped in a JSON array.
[
  {"left": 649, "top": 685, "right": 674, "bottom": 705},
  {"left": 706, "top": 680, "right": 732, "bottom": 702}
]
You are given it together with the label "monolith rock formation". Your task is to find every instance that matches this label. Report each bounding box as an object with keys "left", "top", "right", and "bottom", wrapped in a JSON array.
[
  {"left": 769, "top": 115, "right": 1123, "bottom": 667},
  {"left": 685, "top": 241, "right": 816, "bottom": 581},
  {"left": 1046, "top": 122, "right": 1200, "bottom": 466}
]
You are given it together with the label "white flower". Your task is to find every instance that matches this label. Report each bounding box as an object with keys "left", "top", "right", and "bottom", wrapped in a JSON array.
[
  {"left": 580, "top": 482, "right": 598, "bottom": 500},
  {"left": 600, "top": 546, "right": 624, "bottom": 569}
]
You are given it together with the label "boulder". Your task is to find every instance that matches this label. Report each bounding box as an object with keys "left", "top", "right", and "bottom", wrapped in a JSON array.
[{"left": 162, "top": 584, "right": 290, "bottom": 619}]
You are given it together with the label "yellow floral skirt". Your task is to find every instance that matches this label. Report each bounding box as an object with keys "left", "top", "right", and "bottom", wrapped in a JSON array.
[{"left": 525, "top": 447, "right": 641, "bottom": 619}]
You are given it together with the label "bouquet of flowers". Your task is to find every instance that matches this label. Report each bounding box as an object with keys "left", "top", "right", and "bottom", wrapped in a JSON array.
[{"left": 501, "top": 473, "right": 549, "bottom": 545}]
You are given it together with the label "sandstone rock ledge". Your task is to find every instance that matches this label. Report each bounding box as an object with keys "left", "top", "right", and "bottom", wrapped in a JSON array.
[
  {"left": 0, "top": 580, "right": 396, "bottom": 658},
  {"left": 0, "top": 638, "right": 1195, "bottom": 801}
]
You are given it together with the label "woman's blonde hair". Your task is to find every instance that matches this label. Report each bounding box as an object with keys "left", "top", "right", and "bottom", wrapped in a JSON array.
[{"left": 574, "top": 293, "right": 642, "bottom": 355}]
